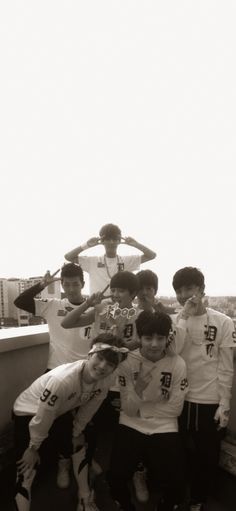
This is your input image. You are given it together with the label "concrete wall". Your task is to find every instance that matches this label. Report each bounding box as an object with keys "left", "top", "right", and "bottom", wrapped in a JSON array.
[
  {"left": 0, "top": 326, "right": 49, "bottom": 434},
  {"left": 0, "top": 326, "right": 236, "bottom": 436}
]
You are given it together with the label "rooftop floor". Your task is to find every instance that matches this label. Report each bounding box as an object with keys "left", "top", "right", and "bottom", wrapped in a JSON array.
[{"left": 1, "top": 458, "right": 236, "bottom": 511}]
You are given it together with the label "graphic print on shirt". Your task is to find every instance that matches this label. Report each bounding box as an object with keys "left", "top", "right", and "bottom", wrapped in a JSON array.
[
  {"left": 204, "top": 324, "right": 217, "bottom": 357},
  {"left": 40, "top": 388, "right": 58, "bottom": 406},
  {"left": 160, "top": 372, "right": 172, "bottom": 400}
]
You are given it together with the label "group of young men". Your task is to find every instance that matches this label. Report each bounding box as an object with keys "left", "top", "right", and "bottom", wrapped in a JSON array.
[{"left": 12, "top": 223, "right": 236, "bottom": 511}]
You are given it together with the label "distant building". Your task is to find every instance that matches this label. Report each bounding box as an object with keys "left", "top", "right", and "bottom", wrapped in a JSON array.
[{"left": 0, "top": 277, "right": 61, "bottom": 327}]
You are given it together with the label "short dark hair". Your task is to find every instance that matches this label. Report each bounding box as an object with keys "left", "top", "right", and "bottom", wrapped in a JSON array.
[
  {"left": 61, "top": 263, "right": 84, "bottom": 285},
  {"left": 110, "top": 271, "right": 138, "bottom": 296},
  {"left": 99, "top": 223, "right": 121, "bottom": 240},
  {"left": 136, "top": 269, "right": 158, "bottom": 294},
  {"left": 136, "top": 311, "right": 172, "bottom": 338},
  {"left": 91, "top": 333, "right": 127, "bottom": 366},
  {"left": 172, "top": 267, "right": 205, "bottom": 291}
]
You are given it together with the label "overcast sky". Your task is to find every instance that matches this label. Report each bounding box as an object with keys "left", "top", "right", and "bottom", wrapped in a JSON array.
[{"left": 1, "top": 1, "right": 235, "bottom": 296}]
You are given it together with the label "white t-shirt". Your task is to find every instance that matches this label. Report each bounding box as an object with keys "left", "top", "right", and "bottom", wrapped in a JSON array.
[
  {"left": 174, "top": 308, "right": 236, "bottom": 407},
  {"left": 35, "top": 298, "right": 94, "bottom": 369},
  {"left": 118, "top": 350, "right": 188, "bottom": 434},
  {"left": 78, "top": 254, "right": 141, "bottom": 294}
]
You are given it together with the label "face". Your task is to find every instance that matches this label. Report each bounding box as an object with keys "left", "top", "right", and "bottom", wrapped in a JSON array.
[
  {"left": 110, "top": 287, "right": 133, "bottom": 308},
  {"left": 137, "top": 286, "right": 156, "bottom": 308},
  {"left": 175, "top": 285, "right": 204, "bottom": 306},
  {"left": 86, "top": 352, "right": 116, "bottom": 381},
  {"left": 62, "top": 276, "right": 83, "bottom": 303},
  {"left": 140, "top": 333, "right": 167, "bottom": 362},
  {"left": 102, "top": 237, "right": 120, "bottom": 257}
]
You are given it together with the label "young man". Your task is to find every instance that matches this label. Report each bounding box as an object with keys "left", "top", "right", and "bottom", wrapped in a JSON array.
[
  {"left": 108, "top": 311, "right": 188, "bottom": 511},
  {"left": 61, "top": 270, "right": 140, "bottom": 351},
  {"left": 172, "top": 266, "right": 236, "bottom": 511},
  {"left": 13, "top": 333, "right": 128, "bottom": 511},
  {"left": 136, "top": 269, "right": 173, "bottom": 313},
  {"left": 14, "top": 263, "right": 94, "bottom": 488},
  {"left": 64, "top": 223, "right": 156, "bottom": 294}
]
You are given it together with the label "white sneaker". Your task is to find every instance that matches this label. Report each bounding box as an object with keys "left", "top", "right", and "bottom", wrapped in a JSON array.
[
  {"left": 56, "top": 457, "right": 71, "bottom": 489},
  {"left": 133, "top": 469, "right": 149, "bottom": 503},
  {"left": 77, "top": 491, "right": 99, "bottom": 511},
  {"left": 190, "top": 504, "right": 203, "bottom": 511}
]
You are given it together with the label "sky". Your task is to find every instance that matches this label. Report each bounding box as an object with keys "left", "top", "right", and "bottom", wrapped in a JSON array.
[{"left": 0, "top": 1, "right": 235, "bottom": 296}]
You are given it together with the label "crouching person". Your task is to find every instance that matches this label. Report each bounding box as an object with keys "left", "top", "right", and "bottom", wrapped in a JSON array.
[
  {"left": 108, "top": 311, "right": 188, "bottom": 511},
  {"left": 13, "top": 333, "right": 128, "bottom": 511}
]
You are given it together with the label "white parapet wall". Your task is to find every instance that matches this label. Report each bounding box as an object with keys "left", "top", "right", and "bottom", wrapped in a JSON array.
[{"left": 0, "top": 325, "right": 49, "bottom": 434}]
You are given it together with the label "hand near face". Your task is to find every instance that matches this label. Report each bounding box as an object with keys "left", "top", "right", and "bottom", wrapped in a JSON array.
[
  {"left": 135, "top": 363, "right": 155, "bottom": 397},
  {"left": 87, "top": 237, "right": 101, "bottom": 247},
  {"left": 121, "top": 236, "right": 137, "bottom": 246},
  {"left": 182, "top": 292, "right": 205, "bottom": 318}
]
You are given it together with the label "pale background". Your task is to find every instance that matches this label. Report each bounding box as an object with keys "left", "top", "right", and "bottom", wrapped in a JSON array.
[{"left": 1, "top": 1, "right": 235, "bottom": 295}]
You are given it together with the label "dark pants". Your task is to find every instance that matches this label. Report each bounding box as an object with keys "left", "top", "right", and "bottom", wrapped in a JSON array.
[
  {"left": 13, "top": 411, "right": 74, "bottom": 463},
  {"left": 108, "top": 425, "right": 186, "bottom": 511},
  {"left": 178, "top": 401, "right": 226, "bottom": 504},
  {"left": 86, "top": 390, "right": 120, "bottom": 470}
]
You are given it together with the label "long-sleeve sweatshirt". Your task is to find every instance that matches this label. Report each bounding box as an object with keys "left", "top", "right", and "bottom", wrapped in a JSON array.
[
  {"left": 117, "top": 349, "right": 188, "bottom": 435},
  {"left": 174, "top": 308, "right": 236, "bottom": 408},
  {"left": 13, "top": 360, "right": 116, "bottom": 449}
]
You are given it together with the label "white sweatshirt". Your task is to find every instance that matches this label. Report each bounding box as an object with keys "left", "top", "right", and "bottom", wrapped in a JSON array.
[
  {"left": 117, "top": 349, "right": 188, "bottom": 435},
  {"left": 13, "top": 360, "right": 115, "bottom": 449},
  {"left": 174, "top": 308, "right": 236, "bottom": 408}
]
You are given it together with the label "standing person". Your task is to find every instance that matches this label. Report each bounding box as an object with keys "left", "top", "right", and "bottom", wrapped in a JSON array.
[
  {"left": 14, "top": 263, "right": 94, "bottom": 489},
  {"left": 64, "top": 223, "right": 156, "bottom": 294},
  {"left": 108, "top": 311, "right": 188, "bottom": 511},
  {"left": 172, "top": 266, "right": 236, "bottom": 511},
  {"left": 13, "top": 333, "right": 128, "bottom": 511}
]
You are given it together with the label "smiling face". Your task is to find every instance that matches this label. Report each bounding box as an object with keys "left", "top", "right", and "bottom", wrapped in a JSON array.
[
  {"left": 61, "top": 276, "right": 84, "bottom": 303},
  {"left": 85, "top": 352, "right": 116, "bottom": 382},
  {"left": 110, "top": 287, "right": 133, "bottom": 308},
  {"left": 175, "top": 284, "right": 204, "bottom": 307},
  {"left": 140, "top": 333, "right": 167, "bottom": 362}
]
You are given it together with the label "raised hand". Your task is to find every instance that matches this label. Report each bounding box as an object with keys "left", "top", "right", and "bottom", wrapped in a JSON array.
[
  {"left": 87, "top": 237, "right": 101, "bottom": 247},
  {"left": 182, "top": 292, "right": 206, "bottom": 318},
  {"left": 135, "top": 362, "right": 155, "bottom": 397},
  {"left": 121, "top": 236, "right": 137, "bottom": 246},
  {"left": 86, "top": 284, "right": 110, "bottom": 307},
  {"left": 41, "top": 269, "right": 61, "bottom": 288}
]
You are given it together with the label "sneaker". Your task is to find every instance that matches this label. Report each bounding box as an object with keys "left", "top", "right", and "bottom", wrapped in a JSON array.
[
  {"left": 133, "top": 469, "right": 149, "bottom": 503},
  {"left": 77, "top": 492, "right": 99, "bottom": 511},
  {"left": 190, "top": 504, "right": 204, "bottom": 511},
  {"left": 56, "top": 457, "right": 71, "bottom": 489}
]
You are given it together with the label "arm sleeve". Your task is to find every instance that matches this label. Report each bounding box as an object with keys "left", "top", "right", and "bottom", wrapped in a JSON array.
[
  {"left": 218, "top": 317, "right": 235, "bottom": 408},
  {"left": 14, "top": 283, "right": 44, "bottom": 314},
  {"left": 73, "top": 389, "right": 108, "bottom": 437},
  {"left": 28, "top": 377, "right": 64, "bottom": 449},
  {"left": 118, "top": 362, "right": 143, "bottom": 416}
]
